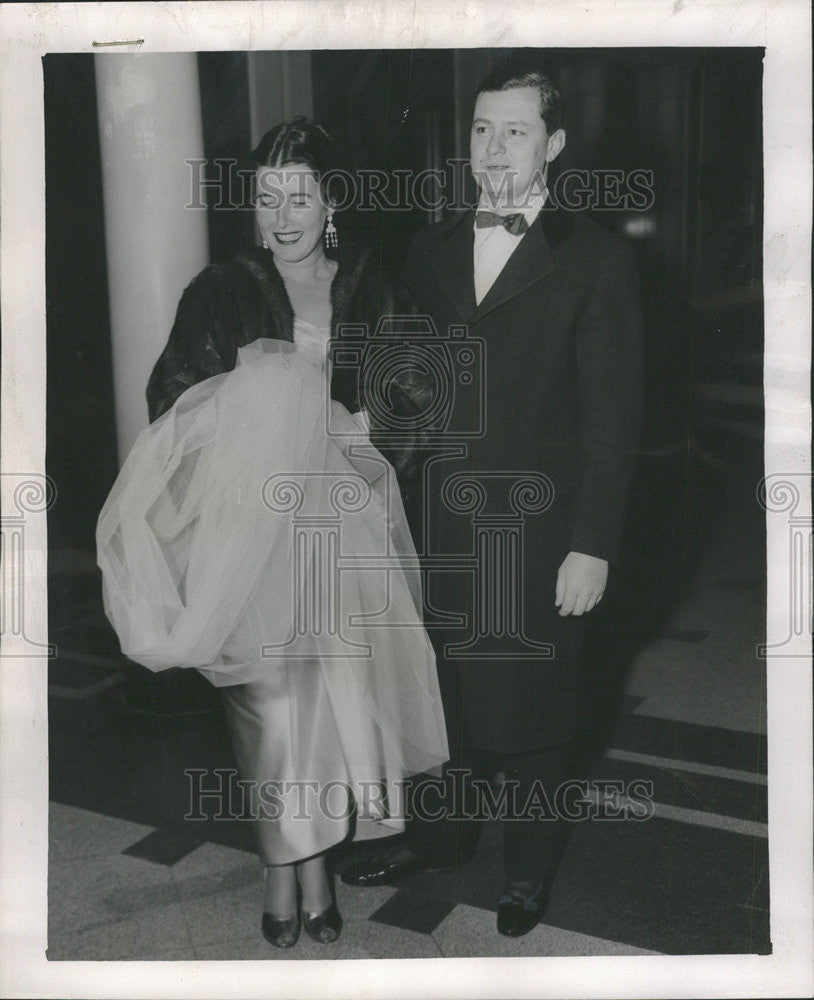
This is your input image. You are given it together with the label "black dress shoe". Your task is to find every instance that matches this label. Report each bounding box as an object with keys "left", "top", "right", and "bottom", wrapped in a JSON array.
[
  {"left": 261, "top": 909, "right": 301, "bottom": 949},
  {"left": 496, "top": 884, "right": 549, "bottom": 938},
  {"left": 303, "top": 901, "right": 343, "bottom": 943},
  {"left": 340, "top": 845, "right": 456, "bottom": 887}
]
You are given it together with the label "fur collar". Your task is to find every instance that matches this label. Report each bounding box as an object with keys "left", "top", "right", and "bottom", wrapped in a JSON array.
[{"left": 236, "top": 243, "right": 373, "bottom": 341}]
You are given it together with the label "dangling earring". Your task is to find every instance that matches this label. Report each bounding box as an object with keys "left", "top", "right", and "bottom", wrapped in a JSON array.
[
  {"left": 324, "top": 213, "right": 338, "bottom": 249},
  {"left": 261, "top": 237, "right": 269, "bottom": 250}
]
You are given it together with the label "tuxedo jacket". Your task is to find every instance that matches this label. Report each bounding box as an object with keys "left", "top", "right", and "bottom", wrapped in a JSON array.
[{"left": 400, "top": 204, "right": 644, "bottom": 751}]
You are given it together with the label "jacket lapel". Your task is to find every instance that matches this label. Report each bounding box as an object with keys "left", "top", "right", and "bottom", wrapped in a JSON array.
[
  {"left": 430, "top": 211, "right": 478, "bottom": 325},
  {"left": 431, "top": 202, "right": 573, "bottom": 325},
  {"left": 475, "top": 203, "right": 575, "bottom": 320}
]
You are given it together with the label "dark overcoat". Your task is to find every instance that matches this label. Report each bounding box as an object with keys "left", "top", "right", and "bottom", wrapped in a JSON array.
[{"left": 400, "top": 204, "right": 644, "bottom": 752}]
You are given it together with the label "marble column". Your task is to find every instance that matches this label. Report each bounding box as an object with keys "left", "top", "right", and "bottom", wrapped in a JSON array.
[{"left": 96, "top": 53, "right": 209, "bottom": 463}]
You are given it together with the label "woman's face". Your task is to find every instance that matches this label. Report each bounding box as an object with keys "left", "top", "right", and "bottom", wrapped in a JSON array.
[{"left": 255, "top": 164, "right": 328, "bottom": 264}]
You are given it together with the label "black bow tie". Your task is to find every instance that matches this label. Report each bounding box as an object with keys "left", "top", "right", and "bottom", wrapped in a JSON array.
[{"left": 474, "top": 210, "right": 530, "bottom": 236}]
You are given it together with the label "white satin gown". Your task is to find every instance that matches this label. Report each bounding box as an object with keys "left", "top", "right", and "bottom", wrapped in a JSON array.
[{"left": 97, "top": 319, "right": 449, "bottom": 864}]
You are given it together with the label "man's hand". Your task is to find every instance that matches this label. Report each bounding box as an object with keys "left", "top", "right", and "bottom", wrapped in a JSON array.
[{"left": 555, "top": 551, "right": 608, "bottom": 616}]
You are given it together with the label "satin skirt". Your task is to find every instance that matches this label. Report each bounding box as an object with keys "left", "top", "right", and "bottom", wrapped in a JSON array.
[{"left": 97, "top": 339, "right": 449, "bottom": 863}]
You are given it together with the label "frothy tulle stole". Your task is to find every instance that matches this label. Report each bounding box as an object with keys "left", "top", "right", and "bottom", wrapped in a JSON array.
[{"left": 97, "top": 338, "right": 449, "bottom": 790}]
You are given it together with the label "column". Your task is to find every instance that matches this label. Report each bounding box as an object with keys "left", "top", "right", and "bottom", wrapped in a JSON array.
[{"left": 96, "top": 53, "right": 209, "bottom": 463}]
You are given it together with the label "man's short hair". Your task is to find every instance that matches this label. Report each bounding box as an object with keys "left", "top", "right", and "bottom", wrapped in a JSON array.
[{"left": 476, "top": 64, "right": 564, "bottom": 134}]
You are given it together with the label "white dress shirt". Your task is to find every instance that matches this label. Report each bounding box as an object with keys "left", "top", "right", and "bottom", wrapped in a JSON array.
[{"left": 473, "top": 190, "right": 548, "bottom": 305}]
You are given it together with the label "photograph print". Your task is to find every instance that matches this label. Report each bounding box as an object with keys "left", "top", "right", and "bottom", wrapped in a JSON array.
[{"left": 41, "top": 44, "right": 772, "bottom": 963}]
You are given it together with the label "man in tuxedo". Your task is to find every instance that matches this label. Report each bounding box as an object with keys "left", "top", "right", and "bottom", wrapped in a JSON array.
[{"left": 343, "top": 63, "right": 643, "bottom": 937}]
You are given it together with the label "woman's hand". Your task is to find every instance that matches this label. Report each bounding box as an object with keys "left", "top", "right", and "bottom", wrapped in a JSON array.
[{"left": 555, "top": 551, "right": 608, "bottom": 616}]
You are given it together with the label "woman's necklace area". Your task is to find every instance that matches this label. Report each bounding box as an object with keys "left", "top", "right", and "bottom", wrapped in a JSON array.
[{"left": 278, "top": 257, "right": 336, "bottom": 328}]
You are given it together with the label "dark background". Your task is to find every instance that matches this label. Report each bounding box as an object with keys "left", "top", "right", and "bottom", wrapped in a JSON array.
[{"left": 44, "top": 48, "right": 763, "bottom": 553}]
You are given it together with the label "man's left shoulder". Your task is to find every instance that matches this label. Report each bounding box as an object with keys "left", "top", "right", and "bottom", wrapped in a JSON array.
[
  {"left": 559, "top": 212, "right": 638, "bottom": 268},
  {"left": 410, "top": 211, "right": 468, "bottom": 253}
]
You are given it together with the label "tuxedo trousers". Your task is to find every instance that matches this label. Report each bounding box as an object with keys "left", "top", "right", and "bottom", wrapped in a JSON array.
[
  {"left": 405, "top": 741, "right": 578, "bottom": 885},
  {"left": 403, "top": 634, "right": 582, "bottom": 882},
  {"left": 396, "top": 543, "right": 587, "bottom": 877}
]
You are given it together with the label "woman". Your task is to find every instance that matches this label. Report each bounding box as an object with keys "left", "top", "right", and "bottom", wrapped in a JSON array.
[{"left": 97, "top": 119, "right": 448, "bottom": 948}]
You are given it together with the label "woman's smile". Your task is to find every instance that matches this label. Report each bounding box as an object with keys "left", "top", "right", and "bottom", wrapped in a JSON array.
[{"left": 274, "top": 231, "right": 303, "bottom": 245}]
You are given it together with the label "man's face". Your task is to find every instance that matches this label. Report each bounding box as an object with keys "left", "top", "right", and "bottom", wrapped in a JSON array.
[{"left": 470, "top": 87, "right": 565, "bottom": 207}]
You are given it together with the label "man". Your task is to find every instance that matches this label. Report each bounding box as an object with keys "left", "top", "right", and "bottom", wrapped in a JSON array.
[{"left": 343, "top": 63, "right": 643, "bottom": 937}]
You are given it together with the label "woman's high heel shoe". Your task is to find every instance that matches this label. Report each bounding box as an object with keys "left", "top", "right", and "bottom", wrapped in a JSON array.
[
  {"left": 261, "top": 882, "right": 301, "bottom": 948},
  {"left": 261, "top": 909, "right": 301, "bottom": 949},
  {"left": 302, "top": 901, "right": 342, "bottom": 944}
]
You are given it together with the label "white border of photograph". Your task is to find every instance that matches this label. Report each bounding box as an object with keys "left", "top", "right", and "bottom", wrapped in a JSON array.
[{"left": 1, "top": 1, "right": 811, "bottom": 997}]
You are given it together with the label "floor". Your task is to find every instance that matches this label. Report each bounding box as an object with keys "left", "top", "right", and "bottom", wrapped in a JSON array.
[{"left": 45, "top": 429, "right": 770, "bottom": 961}]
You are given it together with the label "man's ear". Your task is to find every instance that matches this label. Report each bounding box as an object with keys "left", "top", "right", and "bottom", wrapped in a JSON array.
[{"left": 545, "top": 129, "right": 566, "bottom": 163}]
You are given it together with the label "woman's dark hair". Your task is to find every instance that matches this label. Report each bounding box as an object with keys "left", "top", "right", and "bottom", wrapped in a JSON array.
[
  {"left": 249, "top": 116, "right": 349, "bottom": 206},
  {"left": 476, "top": 63, "right": 564, "bottom": 134}
]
